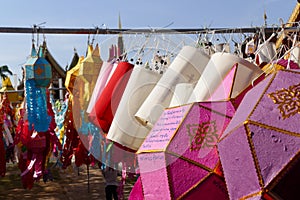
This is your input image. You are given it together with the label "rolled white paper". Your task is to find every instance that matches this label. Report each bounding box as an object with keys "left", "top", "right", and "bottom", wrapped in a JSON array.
[
  {"left": 169, "top": 83, "right": 195, "bottom": 107},
  {"left": 107, "top": 66, "right": 162, "bottom": 150},
  {"left": 135, "top": 46, "right": 210, "bottom": 128},
  {"left": 188, "top": 52, "right": 261, "bottom": 103}
]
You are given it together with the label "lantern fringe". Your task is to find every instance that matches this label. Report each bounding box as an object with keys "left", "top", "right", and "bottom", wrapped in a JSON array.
[{"left": 25, "top": 80, "right": 51, "bottom": 132}]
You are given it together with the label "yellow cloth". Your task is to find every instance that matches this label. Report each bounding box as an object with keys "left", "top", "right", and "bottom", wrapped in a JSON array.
[
  {"left": 78, "top": 44, "right": 103, "bottom": 110},
  {"left": 65, "top": 56, "right": 84, "bottom": 94}
]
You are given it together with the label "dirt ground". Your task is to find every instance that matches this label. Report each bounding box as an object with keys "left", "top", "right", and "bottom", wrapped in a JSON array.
[{"left": 0, "top": 162, "right": 135, "bottom": 200}]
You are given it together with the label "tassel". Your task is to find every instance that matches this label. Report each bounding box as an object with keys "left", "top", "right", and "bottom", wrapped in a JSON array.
[{"left": 25, "top": 80, "right": 51, "bottom": 132}]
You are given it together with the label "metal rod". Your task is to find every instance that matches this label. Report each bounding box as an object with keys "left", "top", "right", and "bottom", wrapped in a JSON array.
[{"left": 0, "top": 26, "right": 297, "bottom": 35}]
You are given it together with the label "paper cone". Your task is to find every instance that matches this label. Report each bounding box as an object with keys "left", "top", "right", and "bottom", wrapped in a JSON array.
[
  {"left": 94, "top": 62, "right": 134, "bottom": 132},
  {"left": 188, "top": 52, "right": 258, "bottom": 103},
  {"left": 107, "top": 66, "right": 162, "bottom": 150},
  {"left": 65, "top": 56, "right": 84, "bottom": 94},
  {"left": 135, "top": 46, "right": 210, "bottom": 128},
  {"left": 78, "top": 44, "right": 103, "bottom": 109},
  {"left": 169, "top": 83, "right": 195, "bottom": 107},
  {"left": 209, "top": 61, "right": 263, "bottom": 101}
]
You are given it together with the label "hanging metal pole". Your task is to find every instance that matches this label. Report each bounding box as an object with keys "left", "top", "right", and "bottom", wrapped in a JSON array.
[{"left": 0, "top": 26, "right": 297, "bottom": 35}]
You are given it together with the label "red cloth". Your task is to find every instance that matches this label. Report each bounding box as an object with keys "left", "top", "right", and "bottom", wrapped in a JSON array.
[
  {"left": 60, "top": 98, "right": 80, "bottom": 169},
  {"left": 93, "top": 62, "right": 134, "bottom": 132},
  {"left": 15, "top": 92, "right": 58, "bottom": 188},
  {"left": 20, "top": 120, "right": 32, "bottom": 147},
  {"left": 20, "top": 152, "right": 34, "bottom": 189},
  {"left": 74, "top": 140, "right": 96, "bottom": 167},
  {"left": 0, "top": 132, "right": 5, "bottom": 177}
]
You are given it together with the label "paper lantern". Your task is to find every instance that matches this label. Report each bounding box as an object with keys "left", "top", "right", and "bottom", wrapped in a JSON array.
[
  {"left": 218, "top": 69, "right": 300, "bottom": 199},
  {"left": 107, "top": 66, "right": 162, "bottom": 150},
  {"left": 65, "top": 56, "right": 84, "bottom": 94},
  {"left": 208, "top": 62, "right": 263, "bottom": 104},
  {"left": 86, "top": 61, "right": 114, "bottom": 114},
  {"left": 135, "top": 46, "right": 210, "bottom": 128},
  {"left": 79, "top": 44, "right": 102, "bottom": 77},
  {"left": 168, "top": 61, "right": 263, "bottom": 111},
  {"left": 25, "top": 45, "right": 52, "bottom": 87},
  {"left": 169, "top": 83, "right": 195, "bottom": 107},
  {"left": 78, "top": 44, "right": 103, "bottom": 107},
  {"left": 137, "top": 100, "right": 235, "bottom": 200},
  {"left": 93, "top": 61, "right": 134, "bottom": 133},
  {"left": 24, "top": 44, "right": 51, "bottom": 132},
  {"left": 188, "top": 52, "right": 261, "bottom": 103}
]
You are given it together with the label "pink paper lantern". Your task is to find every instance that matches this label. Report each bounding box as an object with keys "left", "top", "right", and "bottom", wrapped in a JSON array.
[
  {"left": 128, "top": 177, "right": 144, "bottom": 200},
  {"left": 209, "top": 63, "right": 266, "bottom": 109},
  {"left": 218, "top": 69, "right": 300, "bottom": 199},
  {"left": 137, "top": 101, "right": 235, "bottom": 199},
  {"left": 208, "top": 61, "right": 263, "bottom": 102}
]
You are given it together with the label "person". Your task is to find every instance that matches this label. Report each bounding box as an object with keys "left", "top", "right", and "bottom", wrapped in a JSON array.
[{"left": 102, "top": 166, "right": 119, "bottom": 200}]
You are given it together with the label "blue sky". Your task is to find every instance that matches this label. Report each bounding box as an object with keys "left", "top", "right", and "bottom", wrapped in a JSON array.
[{"left": 0, "top": 0, "right": 297, "bottom": 81}]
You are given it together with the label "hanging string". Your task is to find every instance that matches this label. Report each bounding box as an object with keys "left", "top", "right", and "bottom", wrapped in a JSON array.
[
  {"left": 32, "top": 22, "right": 46, "bottom": 48},
  {"left": 32, "top": 25, "right": 36, "bottom": 48},
  {"left": 91, "top": 26, "right": 100, "bottom": 46}
]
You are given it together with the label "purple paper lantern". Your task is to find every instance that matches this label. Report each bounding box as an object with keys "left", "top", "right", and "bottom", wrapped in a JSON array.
[
  {"left": 218, "top": 69, "right": 300, "bottom": 199},
  {"left": 137, "top": 101, "right": 235, "bottom": 200}
]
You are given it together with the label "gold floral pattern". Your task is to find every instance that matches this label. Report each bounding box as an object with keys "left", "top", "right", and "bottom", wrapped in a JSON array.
[
  {"left": 187, "top": 120, "right": 218, "bottom": 152},
  {"left": 268, "top": 83, "right": 300, "bottom": 119}
]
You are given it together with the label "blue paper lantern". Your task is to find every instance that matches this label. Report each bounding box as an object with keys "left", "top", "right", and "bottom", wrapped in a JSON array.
[
  {"left": 24, "top": 44, "right": 52, "bottom": 132},
  {"left": 25, "top": 44, "right": 52, "bottom": 87}
]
